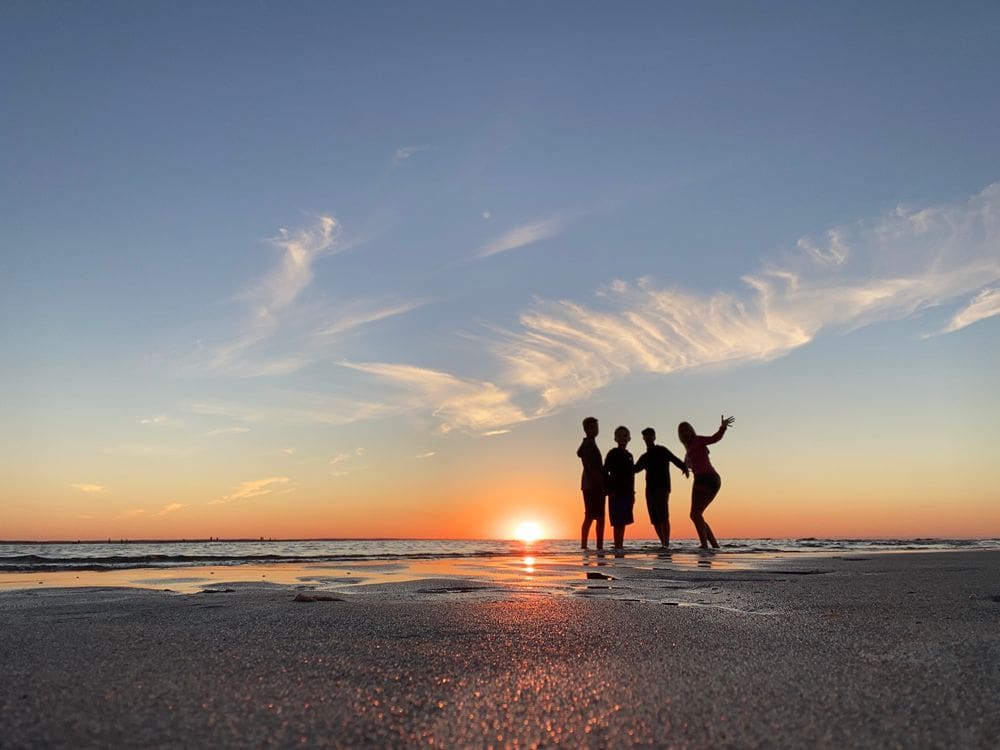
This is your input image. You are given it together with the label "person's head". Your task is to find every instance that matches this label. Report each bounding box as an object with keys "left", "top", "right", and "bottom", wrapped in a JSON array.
[
  {"left": 614, "top": 425, "right": 630, "bottom": 447},
  {"left": 677, "top": 421, "right": 695, "bottom": 446},
  {"left": 582, "top": 416, "right": 599, "bottom": 438},
  {"left": 641, "top": 427, "right": 656, "bottom": 448}
]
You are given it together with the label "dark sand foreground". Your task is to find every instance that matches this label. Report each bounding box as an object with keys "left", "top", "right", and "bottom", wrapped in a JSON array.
[{"left": 1, "top": 551, "right": 998, "bottom": 748}]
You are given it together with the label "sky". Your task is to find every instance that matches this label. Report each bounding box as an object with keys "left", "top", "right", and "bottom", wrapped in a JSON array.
[{"left": 2, "top": 1, "right": 998, "bottom": 541}]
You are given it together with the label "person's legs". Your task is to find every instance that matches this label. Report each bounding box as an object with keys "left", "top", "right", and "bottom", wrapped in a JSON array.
[
  {"left": 613, "top": 525, "right": 625, "bottom": 549},
  {"left": 690, "top": 477, "right": 721, "bottom": 548},
  {"left": 648, "top": 492, "right": 668, "bottom": 545},
  {"left": 582, "top": 491, "right": 606, "bottom": 549},
  {"left": 663, "top": 495, "right": 671, "bottom": 547},
  {"left": 656, "top": 520, "right": 670, "bottom": 547},
  {"left": 690, "top": 484, "right": 712, "bottom": 547}
]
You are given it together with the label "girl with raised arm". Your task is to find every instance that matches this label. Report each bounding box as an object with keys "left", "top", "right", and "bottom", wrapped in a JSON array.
[{"left": 678, "top": 415, "right": 734, "bottom": 549}]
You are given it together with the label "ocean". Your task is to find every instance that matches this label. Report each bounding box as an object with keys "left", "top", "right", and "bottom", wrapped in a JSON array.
[{"left": 1, "top": 537, "right": 997, "bottom": 573}]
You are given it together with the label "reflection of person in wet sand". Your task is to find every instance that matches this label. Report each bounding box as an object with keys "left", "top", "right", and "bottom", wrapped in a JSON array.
[
  {"left": 678, "top": 415, "right": 734, "bottom": 549},
  {"left": 577, "top": 417, "right": 605, "bottom": 551},
  {"left": 635, "top": 427, "right": 688, "bottom": 548},
  {"left": 604, "top": 426, "right": 636, "bottom": 551}
]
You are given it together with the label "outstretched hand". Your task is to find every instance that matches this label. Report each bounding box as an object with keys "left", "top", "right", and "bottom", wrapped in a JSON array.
[{"left": 721, "top": 414, "right": 735, "bottom": 429}]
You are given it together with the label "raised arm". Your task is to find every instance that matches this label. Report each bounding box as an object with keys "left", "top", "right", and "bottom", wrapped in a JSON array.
[{"left": 703, "top": 414, "right": 735, "bottom": 445}]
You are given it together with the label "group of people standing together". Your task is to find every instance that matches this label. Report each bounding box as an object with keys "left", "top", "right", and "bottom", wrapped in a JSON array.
[{"left": 576, "top": 414, "right": 735, "bottom": 552}]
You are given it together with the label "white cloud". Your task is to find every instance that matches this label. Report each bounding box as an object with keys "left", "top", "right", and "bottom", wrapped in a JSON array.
[
  {"left": 141, "top": 414, "right": 169, "bottom": 425},
  {"left": 482, "top": 429, "right": 511, "bottom": 436},
  {"left": 204, "top": 426, "right": 252, "bottom": 437},
  {"left": 415, "top": 451, "right": 436, "bottom": 459},
  {"left": 495, "top": 183, "right": 1000, "bottom": 413},
  {"left": 330, "top": 447, "right": 365, "bottom": 465},
  {"left": 253, "top": 216, "right": 340, "bottom": 316},
  {"left": 315, "top": 300, "right": 428, "bottom": 338},
  {"left": 152, "top": 502, "right": 189, "bottom": 517},
  {"left": 185, "top": 394, "right": 396, "bottom": 426},
  {"left": 938, "top": 287, "right": 1000, "bottom": 335},
  {"left": 341, "top": 361, "right": 531, "bottom": 433},
  {"left": 185, "top": 216, "right": 424, "bottom": 379},
  {"left": 71, "top": 483, "right": 106, "bottom": 494},
  {"left": 393, "top": 145, "right": 430, "bottom": 166},
  {"left": 213, "top": 477, "right": 290, "bottom": 505},
  {"left": 478, "top": 217, "right": 564, "bottom": 258}
]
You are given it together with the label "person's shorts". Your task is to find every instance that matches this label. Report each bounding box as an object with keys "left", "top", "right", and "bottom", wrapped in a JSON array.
[
  {"left": 693, "top": 473, "right": 722, "bottom": 497},
  {"left": 609, "top": 493, "right": 634, "bottom": 527},
  {"left": 645, "top": 491, "right": 669, "bottom": 525},
  {"left": 582, "top": 489, "right": 605, "bottom": 520}
]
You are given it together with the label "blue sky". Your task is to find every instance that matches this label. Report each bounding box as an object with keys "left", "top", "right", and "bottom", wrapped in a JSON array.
[{"left": 2, "top": 2, "right": 998, "bottom": 539}]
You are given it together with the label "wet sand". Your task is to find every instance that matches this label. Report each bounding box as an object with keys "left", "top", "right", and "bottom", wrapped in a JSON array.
[{"left": 1, "top": 550, "right": 998, "bottom": 748}]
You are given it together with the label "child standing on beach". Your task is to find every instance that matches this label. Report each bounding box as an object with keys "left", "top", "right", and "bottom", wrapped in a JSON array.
[
  {"left": 678, "top": 415, "right": 734, "bottom": 550},
  {"left": 635, "top": 427, "right": 689, "bottom": 548},
  {"left": 604, "top": 426, "right": 636, "bottom": 551},
  {"left": 577, "top": 416, "right": 605, "bottom": 551}
]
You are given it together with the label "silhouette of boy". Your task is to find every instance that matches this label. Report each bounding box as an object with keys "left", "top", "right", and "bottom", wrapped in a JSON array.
[
  {"left": 635, "top": 427, "right": 688, "bottom": 548},
  {"left": 577, "top": 416, "right": 605, "bottom": 550},
  {"left": 604, "top": 426, "right": 636, "bottom": 551}
]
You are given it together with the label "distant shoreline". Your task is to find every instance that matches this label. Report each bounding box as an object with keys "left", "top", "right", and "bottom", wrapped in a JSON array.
[{"left": 3, "top": 535, "right": 997, "bottom": 545}]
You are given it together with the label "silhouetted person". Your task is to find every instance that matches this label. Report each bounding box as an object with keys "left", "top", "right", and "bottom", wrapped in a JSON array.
[
  {"left": 577, "top": 416, "right": 605, "bottom": 551},
  {"left": 678, "top": 415, "right": 734, "bottom": 549},
  {"left": 604, "top": 425, "right": 636, "bottom": 551},
  {"left": 635, "top": 427, "right": 688, "bottom": 548}
]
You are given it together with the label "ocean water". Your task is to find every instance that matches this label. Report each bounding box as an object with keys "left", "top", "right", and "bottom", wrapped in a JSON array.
[{"left": 0, "top": 537, "right": 997, "bottom": 573}]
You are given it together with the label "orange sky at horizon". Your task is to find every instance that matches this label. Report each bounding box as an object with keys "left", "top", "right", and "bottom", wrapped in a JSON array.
[{"left": 4, "top": 469, "right": 998, "bottom": 542}]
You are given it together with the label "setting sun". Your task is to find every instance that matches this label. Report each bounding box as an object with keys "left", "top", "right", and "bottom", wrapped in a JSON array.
[{"left": 513, "top": 521, "right": 544, "bottom": 543}]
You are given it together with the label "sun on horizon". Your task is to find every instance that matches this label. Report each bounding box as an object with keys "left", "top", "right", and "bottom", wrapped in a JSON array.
[{"left": 513, "top": 521, "right": 544, "bottom": 544}]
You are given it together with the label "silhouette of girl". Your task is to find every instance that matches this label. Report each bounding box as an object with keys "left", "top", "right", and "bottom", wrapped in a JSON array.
[{"left": 678, "top": 415, "right": 734, "bottom": 549}]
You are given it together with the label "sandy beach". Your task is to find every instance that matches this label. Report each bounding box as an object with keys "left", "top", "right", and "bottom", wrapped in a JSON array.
[{"left": 1, "top": 550, "right": 998, "bottom": 748}]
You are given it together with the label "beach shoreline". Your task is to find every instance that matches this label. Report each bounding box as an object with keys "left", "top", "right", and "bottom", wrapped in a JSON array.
[{"left": 2, "top": 550, "right": 998, "bottom": 748}]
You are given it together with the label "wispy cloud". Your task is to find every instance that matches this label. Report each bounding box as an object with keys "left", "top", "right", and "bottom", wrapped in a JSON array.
[
  {"left": 119, "top": 508, "right": 145, "bottom": 519},
  {"left": 141, "top": 414, "right": 170, "bottom": 426},
  {"left": 204, "top": 426, "right": 252, "bottom": 437},
  {"left": 937, "top": 287, "right": 1000, "bottom": 335},
  {"left": 415, "top": 451, "right": 436, "bottom": 459},
  {"left": 187, "top": 216, "right": 424, "bottom": 378},
  {"left": 341, "top": 361, "right": 530, "bottom": 433},
  {"left": 152, "top": 502, "right": 189, "bottom": 517},
  {"left": 250, "top": 216, "right": 340, "bottom": 316},
  {"left": 393, "top": 145, "right": 430, "bottom": 166},
  {"left": 185, "top": 393, "right": 396, "bottom": 426},
  {"left": 315, "top": 300, "right": 428, "bottom": 338},
  {"left": 195, "top": 215, "right": 342, "bottom": 377},
  {"left": 71, "top": 483, "right": 106, "bottom": 494},
  {"left": 330, "top": 447, "right": 365, "bottom": 465},
  {"left": 494, "top": 183, "right": 1000, "bottom": 413},
  {"left": 478, "top": 217, "right": 564, "bottom": 258},
  {"left": 213, "top": 477, "right": 290, "bottom": 505},
  {"left": 482, "top": 429, "right": 511, "bottom": 436}
]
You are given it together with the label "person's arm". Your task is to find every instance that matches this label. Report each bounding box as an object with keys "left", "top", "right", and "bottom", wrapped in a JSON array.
[
  {"left": 666, "top": 449, "right": 689, "bottom": 477},
  {"left": 634, "top": 453, "right": 646, "bottom": 473},
  {"left": 604, "top": 450, "right": 618, "bottom": 492},
  {"left": 583, "top": 445, "right": 605, "bottom": 489},
  {"left": 703, "top": 415, "right": 735, "bottom": 445}
]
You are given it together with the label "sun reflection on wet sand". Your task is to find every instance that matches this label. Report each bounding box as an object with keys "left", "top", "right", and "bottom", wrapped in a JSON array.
[{"left": 0, "top": 547, "right": 800, "bottom": 599}]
